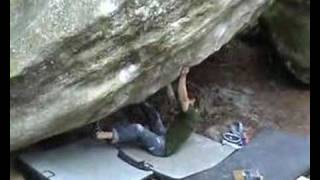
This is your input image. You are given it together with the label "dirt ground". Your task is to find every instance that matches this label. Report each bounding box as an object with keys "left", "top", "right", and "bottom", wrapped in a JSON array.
[
  {"left": 10, "top": 35, "right": 310, "bottom": 180},
  {"left": 189, "top": 37, "right": 310, "bottom": 136}
]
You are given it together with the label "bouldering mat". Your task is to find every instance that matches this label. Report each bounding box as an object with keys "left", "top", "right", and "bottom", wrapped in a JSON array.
[
  {"left": 19, "top": 138, "right": 152, "bottom": 180},
  {"left": 184, "top": 128, "right": 310, "bottom": 180},
  {"left": 121, "top": 133, "right": 235, "bottom": 179}
]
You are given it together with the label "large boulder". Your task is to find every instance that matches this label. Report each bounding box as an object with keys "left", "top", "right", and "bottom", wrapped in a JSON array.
[
  {"left": 10, "top": 0, "right": 270, "bottom": 151},
  {"left": 260, "top": 0, "right": 310, "bottom": 84}
]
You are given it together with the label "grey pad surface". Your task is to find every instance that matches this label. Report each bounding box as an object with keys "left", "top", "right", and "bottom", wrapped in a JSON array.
[
  {"left": 185, "top": 129, "right": 310, "bottom": 180},
  {"left": 121, "top": 133, "right": 235, "bottom": 179},
  {"left": 20, "top": 138, "right": 152, "bottom": 180}
]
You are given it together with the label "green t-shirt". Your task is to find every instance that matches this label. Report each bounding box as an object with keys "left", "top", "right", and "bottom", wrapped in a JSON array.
[{"left": 164, "top": 108, "right": 201, "bottom": 156}]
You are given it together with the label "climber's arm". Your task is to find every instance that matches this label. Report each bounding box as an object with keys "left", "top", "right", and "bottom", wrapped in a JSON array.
[{"left": 178, "top": 67, "right": 195, "bottom": 112}]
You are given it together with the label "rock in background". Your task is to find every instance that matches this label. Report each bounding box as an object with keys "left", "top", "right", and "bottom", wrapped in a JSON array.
[
  {"left": 260, "top": 0, "right": 310, "bottom": 84},
  {"left": 10, "top": 0, "right": 270, "bottom": 151}
]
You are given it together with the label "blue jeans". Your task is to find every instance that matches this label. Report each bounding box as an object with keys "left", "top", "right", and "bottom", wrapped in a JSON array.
[{"left": 112, "top": 103, "right": 167, "bottom": 157}]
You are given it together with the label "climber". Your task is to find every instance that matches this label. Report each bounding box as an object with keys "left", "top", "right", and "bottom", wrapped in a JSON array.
[{"left": 96, "top": 67, "right": 201, "bottom": 157}]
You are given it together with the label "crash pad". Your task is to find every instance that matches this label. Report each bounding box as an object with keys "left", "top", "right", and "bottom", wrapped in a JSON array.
[
  {"left": 185, "top": 129, "right": 310, "bottom": 180},
  {"left": 19, "top": 138, "right": 152, "bottom": 180},
  {"left": 121, "top": 133, "right": 235, "bottom": 179}
]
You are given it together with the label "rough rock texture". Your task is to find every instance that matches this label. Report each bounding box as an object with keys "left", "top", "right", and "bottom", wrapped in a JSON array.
[
  {"left": 10, "top": 0, "right": 270, "bottom": 151},
  {"left": 260, "top": 0, "right": 310, "bottom": 84}
]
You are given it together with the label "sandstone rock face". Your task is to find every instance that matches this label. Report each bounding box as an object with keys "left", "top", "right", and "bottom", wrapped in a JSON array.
[
  {"left": 10, "top": 0, "right": 270, "bottom": 151},
  {"left": 261, "top": 0, "right": 310, "bottom": 84}
]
